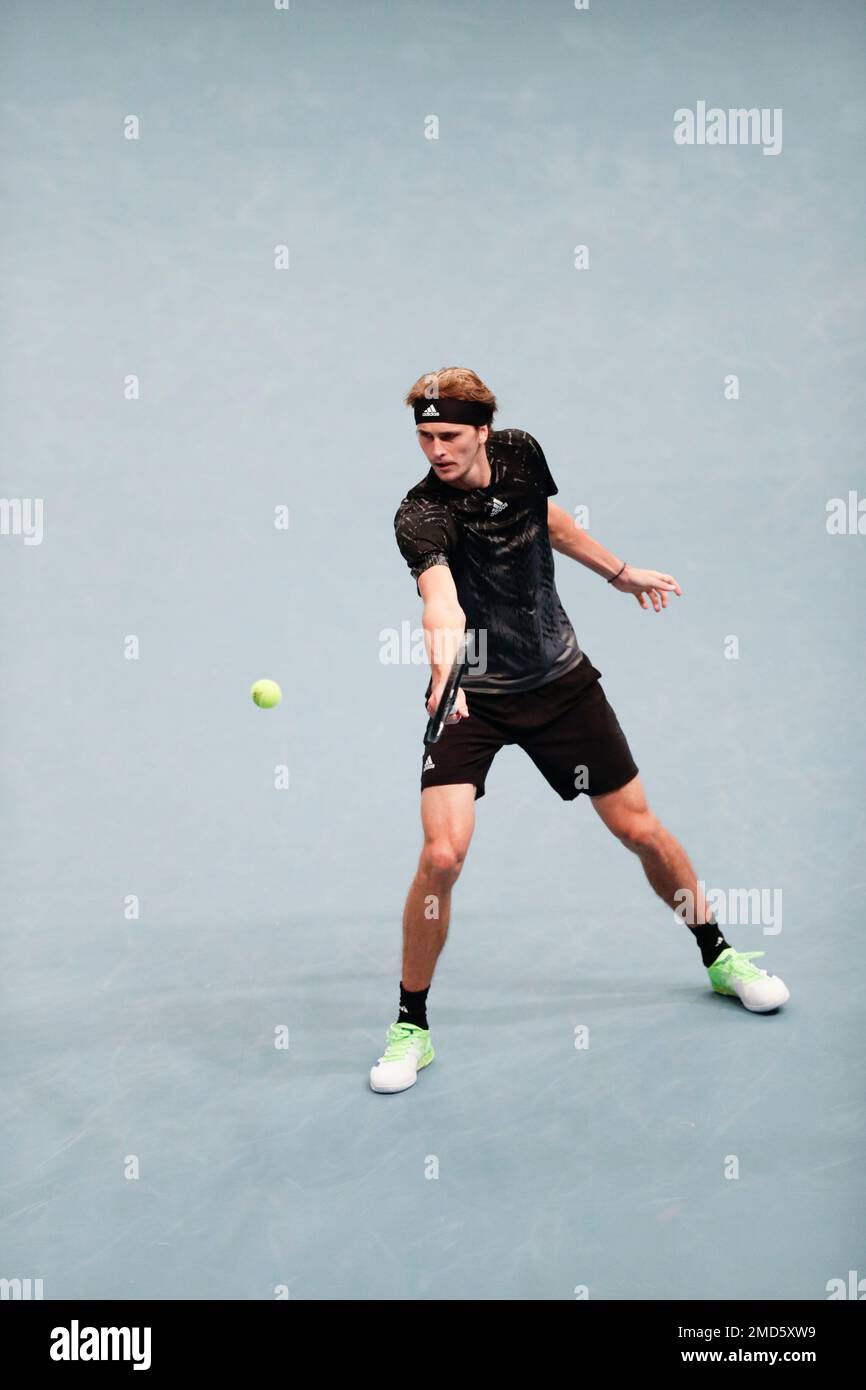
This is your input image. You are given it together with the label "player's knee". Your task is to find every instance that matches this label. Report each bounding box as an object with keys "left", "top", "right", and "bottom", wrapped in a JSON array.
[
  {"left": 617, "top": 811, "right": 661, "bottom": 853},
  {"left": 421, "top": 839, "right": 467, "bottom": 882}
]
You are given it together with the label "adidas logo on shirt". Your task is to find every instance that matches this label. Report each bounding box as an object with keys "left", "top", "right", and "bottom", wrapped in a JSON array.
[
  {"left": 421, "top": 404, "right": 440, "bottom": 417},
  {"left": 489, "top": 497, "right": 508, "bottom": 515},
  {"left": 423, "top": 754, "right": 435, "bottom": 771}
]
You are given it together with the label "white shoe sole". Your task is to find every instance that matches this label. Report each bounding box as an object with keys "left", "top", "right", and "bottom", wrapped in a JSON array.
[
  {"left": 739, "top": 981, "right": 791, "bottom": 1012},
  {"left": 369, "top": 1053, "right": 434, "bottom": 1094}
]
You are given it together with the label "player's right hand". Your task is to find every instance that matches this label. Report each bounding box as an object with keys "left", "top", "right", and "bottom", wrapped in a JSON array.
[{"left": 426, "top": 685, "right": 470, "bottom": 724}]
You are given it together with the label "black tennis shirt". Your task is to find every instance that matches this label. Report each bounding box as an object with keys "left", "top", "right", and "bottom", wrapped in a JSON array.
[{"left": 394, "top": 428, "right": 590, "bottom": 694}]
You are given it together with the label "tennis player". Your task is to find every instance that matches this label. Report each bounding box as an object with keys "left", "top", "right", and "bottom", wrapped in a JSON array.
[{"left": 370, "top": 367, "right": 790, "bottom": 1094}]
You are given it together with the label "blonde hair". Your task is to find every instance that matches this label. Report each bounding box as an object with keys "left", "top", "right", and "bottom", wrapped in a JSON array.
[{"left": 404, "top": 366, "right": 497, "bottom": 422}]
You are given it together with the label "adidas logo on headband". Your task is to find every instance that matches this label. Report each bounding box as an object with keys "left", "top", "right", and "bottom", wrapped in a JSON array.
[{"left": 414, "top": 397, "right": 492, "bottom": 426}]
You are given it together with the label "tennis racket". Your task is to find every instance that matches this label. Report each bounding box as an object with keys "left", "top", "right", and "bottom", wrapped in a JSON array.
[{"left": 424, "top": 633, "right": 469, "bottom": 745}]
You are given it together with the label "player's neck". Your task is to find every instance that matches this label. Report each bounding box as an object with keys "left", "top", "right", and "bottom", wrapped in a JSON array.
[{"left": 449, "top": 442, "right": 491, "bottom": 493}]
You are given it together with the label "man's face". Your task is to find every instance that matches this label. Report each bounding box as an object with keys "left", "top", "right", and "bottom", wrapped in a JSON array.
[{"left": 416, "top": 422, "right": 488, "bottom": 486}]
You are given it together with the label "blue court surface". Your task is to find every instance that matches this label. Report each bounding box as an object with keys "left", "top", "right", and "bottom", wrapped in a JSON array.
[{"left": 2, "top": 0, "right": 863, "bottom": 1300}]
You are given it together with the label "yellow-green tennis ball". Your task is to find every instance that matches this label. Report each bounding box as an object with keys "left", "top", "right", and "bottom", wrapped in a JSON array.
[{"left": 251, "top": 679, "right": 281, "bottom": 709}]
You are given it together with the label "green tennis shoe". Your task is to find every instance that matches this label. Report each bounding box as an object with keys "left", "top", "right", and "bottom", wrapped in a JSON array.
[
  {"left": 707, "top": 947, "right": 790, "bottom": 1012},
  {"left": 370, "top": 1021, "right": 435, "bottom": 1093}
]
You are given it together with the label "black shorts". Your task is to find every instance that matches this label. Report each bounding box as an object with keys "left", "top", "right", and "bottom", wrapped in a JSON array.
[{"left": 419, "top": 657, "right": 639, "bottom": 802}]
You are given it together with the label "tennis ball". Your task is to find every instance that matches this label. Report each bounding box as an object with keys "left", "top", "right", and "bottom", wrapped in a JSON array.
[{"left": 251, "top": 678, "right": 281, "bottom": 709}]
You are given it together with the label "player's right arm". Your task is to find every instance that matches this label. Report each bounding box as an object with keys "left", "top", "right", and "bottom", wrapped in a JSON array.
[
  {"left": 418, "top": 564, "right": 470, "bottom": 722},
  {"left": 394, "top": 497, "right": 469, "bottom": 722},
  {"left": 394, "top": 495, "right": 470, "bottom": 721}
]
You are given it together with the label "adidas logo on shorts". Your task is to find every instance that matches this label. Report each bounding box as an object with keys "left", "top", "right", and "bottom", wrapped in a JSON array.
[{"left": 423, "top": 754, "right": 435, "bottom": 771}]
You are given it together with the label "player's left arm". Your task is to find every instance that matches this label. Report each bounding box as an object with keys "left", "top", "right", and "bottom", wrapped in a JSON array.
[{"left": 547, "top": 500, "right": 682, "bottom": 612}]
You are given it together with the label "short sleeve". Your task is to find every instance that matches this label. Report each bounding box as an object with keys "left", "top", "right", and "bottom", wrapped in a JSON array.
[
  {"left": 394, "top": 495, "right": 459, "bottom": 593},
  {"left": 523, "top": 432, "right": 558, "bottom": 497}
]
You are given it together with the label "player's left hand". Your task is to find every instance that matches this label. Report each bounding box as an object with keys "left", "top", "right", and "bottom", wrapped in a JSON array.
[{"left": 612, "top": 565, "right": 682, "bottom": 611}]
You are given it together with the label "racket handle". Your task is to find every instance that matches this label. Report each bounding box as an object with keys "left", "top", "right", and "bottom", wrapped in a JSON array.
[
  {"left": 424, "top": 646, "right": 468, "bottom": 744},
  {"left": 424, "top": 689, "right": 457, "bottom": 745}
]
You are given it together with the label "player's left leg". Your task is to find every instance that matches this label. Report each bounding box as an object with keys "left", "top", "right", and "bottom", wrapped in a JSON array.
[
  {"left": 589, "top": 773, "right": 710, "bottom": 918},
  {"left": 590, "top": 774, "right": 790, "bottom": 1012}
]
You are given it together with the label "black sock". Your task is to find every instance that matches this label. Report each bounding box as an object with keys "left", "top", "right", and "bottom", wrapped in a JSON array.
[
  {"left": 689, "top": 918, "right": 732, "bottom": 968},
  {"left": 397, "top": 981, "right": 430, "bottom": 1031}
]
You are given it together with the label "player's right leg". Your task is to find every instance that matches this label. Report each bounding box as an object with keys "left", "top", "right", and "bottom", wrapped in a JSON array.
[
  {"left": 369, "top": 783, "right": 476, "bottom": 1094},
  {"left": 404, "top": 782, "right": 476, "bottom": 989}
]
